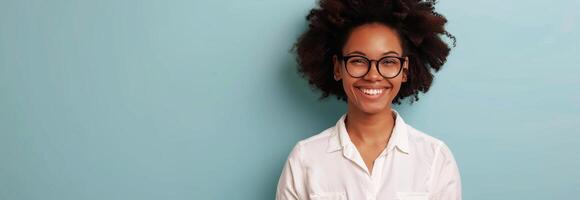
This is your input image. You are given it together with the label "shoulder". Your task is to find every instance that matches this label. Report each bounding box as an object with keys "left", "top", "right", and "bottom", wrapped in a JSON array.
[
  {"left": 285, "top": 126, "right": 336, "bottom": 162},
  {"left": 407, "top": 125, "right": 444, "bottom": 150},
  {"left": 405, "top": 124, "right": 456, "bottom": 162},
  {"left": 294, "top": 126, "right": 335, "bottom": 151}
]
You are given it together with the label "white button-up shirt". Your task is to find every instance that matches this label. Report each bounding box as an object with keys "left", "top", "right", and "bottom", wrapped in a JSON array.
[{"left": 276, "top": 109, "right": 461, "bottom": 200}]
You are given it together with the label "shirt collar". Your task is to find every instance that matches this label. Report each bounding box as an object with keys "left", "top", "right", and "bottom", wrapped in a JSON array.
[{"left": 326, "top": 109, "right": 411, "bottom": 155}]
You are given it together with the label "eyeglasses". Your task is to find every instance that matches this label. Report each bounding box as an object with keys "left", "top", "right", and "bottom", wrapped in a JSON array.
[{"left": 338, "top": 55, "right": 406, "bottom": 79}]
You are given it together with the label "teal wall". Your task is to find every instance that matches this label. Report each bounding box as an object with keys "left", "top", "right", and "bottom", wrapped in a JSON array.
[{"left": 1, "top": 0, "right": 579, "bottom": 199}]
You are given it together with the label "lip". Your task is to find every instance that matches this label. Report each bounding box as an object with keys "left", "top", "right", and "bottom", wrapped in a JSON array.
[{"left": 355, "top": 86, "right": 390, "bottom": 100}]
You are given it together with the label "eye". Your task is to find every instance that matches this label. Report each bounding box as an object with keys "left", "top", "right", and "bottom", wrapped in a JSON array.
[
  {"left": 381, "top": 58, "right": 399, "bottom": 65},
  {"left": 348, "top": 57, "right": 368, "bottom": 65}
]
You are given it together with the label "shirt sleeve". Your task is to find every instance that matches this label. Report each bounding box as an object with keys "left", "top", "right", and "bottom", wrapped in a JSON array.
[
  {"left": 428, "top": 142, "right": 462, "bottom": 200},
  {"left": 276, "top": 143, "right": 307, "bottom": 200}
]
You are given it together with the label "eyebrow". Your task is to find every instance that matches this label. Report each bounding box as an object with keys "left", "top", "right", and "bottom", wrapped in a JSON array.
[{"left": 345, "top": 50, "right": 400, "bottom": 56}]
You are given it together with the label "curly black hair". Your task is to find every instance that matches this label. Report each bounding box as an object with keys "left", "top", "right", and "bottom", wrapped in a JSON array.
[{"left": 293, "top": 0, "right": 456, "bottom": 104}]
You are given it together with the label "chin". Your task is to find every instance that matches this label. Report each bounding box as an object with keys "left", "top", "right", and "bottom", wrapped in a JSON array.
[
  {"left": 358, "top": 105, "right": 390, "bottom": 115},
  {"left": 351, "top": 100, "right": 391, "bottom": 115}
]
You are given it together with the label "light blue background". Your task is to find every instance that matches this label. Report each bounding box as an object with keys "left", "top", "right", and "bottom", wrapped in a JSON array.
[{"left": 1, "top": 0, "right": 579, "bottom": 199}]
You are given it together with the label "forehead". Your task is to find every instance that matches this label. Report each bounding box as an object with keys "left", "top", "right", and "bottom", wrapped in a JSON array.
[{"left": 342, "top": 23, "right": 403, "bottom": 57}]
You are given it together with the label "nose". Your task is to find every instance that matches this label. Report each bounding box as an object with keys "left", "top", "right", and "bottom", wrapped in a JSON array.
[{"left": 362, "top": 60, "right": 383, "bottom": 81}]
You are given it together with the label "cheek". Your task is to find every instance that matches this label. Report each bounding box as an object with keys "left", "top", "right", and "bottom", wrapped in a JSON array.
[
  {"left": 341, "top": 80, "right": 351, "bottom": 95},
  {"left": 390, "top": 78, "right": 405, "bottom": 96},
  {"left": 340, "top": 79, "right": 358, "bottom": 99}
]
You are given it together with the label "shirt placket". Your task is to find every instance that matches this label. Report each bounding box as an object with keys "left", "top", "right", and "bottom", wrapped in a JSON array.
[{"left": 366, "top": 148, "right": 389, "bottom": 200}]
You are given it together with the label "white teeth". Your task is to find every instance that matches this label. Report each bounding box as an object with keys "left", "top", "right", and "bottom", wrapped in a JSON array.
[{"left": 359, "top": 88, "right": 384, "bottom": 96}]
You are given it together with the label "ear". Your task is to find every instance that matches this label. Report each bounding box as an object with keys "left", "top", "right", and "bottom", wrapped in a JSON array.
[
  {"left": 333, "top": 55, "right": 342, "bottom": 81},
  {"left": 402, "top": 56, "right": 409, "bottom": 82}
]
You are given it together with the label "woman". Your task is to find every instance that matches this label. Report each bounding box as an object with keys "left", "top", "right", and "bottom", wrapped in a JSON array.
[{"left": 276, "top": 0, "right": 461, "bottom": 199}]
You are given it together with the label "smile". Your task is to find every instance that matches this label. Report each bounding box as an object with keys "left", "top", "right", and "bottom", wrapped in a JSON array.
[{"left": 357, "top": 88, "right": 385, "bottom": 96}]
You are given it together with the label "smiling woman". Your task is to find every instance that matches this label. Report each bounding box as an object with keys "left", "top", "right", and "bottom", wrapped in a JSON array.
[
  {"left": 276, "top": 0, "right": 460, "bottom": 200},
  {"left": 334, "top": 23, "right": 408, "bottom": 115}
]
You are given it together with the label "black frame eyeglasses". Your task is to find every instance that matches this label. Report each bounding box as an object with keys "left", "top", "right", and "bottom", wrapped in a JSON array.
[{"left": 337, "top": 54, "right": 406, "bottom": 79}]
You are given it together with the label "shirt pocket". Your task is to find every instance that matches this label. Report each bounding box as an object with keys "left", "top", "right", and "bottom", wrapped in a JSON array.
[
  {"left": 309, "top": 192, "right": 347, "bottom": 200},
  {"left": 396, "top": 192, "right": 431, "bottom": 200}
]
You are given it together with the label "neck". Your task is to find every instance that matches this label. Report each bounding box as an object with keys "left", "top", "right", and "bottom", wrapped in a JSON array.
[{"left": 345, "top": 105, "right": 395, "bottom": 145}]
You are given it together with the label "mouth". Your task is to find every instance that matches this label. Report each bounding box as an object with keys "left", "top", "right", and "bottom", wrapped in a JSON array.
[{"left": 355, "top": 87, "right": 389, "bottom": 99}]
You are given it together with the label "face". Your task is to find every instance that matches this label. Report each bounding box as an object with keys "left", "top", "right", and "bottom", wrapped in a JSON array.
[{"left": 333, "top": 23, "right": 408, "bottom": 115}]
